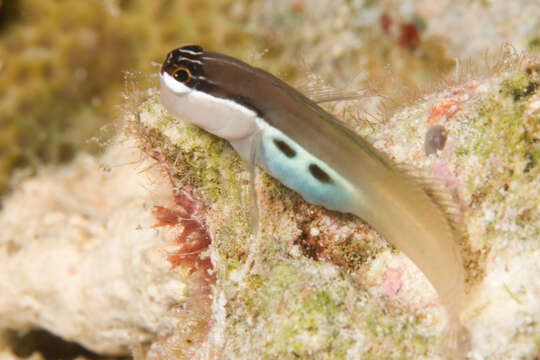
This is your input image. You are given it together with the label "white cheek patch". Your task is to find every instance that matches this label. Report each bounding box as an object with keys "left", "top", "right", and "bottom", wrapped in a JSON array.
[
  {"left": 161, "top": 72, "right": 190, "bottom": 95},
  {"left": 186, "top": 90, "right": 259, "bottom": 140},
  {"left": 160, "top": 74, "right": 260, "bottom": 141}
]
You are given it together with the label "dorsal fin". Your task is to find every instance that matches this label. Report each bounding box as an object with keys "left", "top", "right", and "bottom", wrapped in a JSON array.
[
  {"left": 396, "top": 163, "right": 466, "bottom": 239},
  {"left": 307, "top": 88, "right": 368, "bottom": 103},
  {"left": 296, "top": 74, "right": 367, "bottom": 103}
]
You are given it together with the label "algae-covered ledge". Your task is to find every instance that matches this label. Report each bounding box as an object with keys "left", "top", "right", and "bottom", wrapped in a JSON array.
[
  {"left": 134, "top": 54, "right": 540, "bottom": 359},
  {"left": 136, "top": 95, "right": 445, "bottom": 359}
]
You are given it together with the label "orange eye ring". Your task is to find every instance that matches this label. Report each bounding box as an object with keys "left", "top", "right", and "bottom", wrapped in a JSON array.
[{"left": 172, "top": 67, "right": 191, "bottom": 83}]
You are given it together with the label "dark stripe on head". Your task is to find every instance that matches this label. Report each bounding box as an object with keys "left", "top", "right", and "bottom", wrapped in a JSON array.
[
  {"left": 161, "top": 46, "right": 206, "bottom": 88},
  {"left": 273, "top": 138, "right": 296, "bottom": 158},
  {"left": 309, "top": 164, "right": 333, "bottom": 184},
  {"left": 161, "top": 45, "right": 266, "bottom": 117},
  {"left": 162, "top": 46, "right": 204, "bottom": 74}
]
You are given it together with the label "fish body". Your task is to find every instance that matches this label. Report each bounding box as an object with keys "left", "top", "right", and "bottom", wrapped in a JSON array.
[{"left": 160, "top": 45, "right": 465, "bottom": 347}]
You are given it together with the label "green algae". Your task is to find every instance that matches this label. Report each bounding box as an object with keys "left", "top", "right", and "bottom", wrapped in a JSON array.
[
  {"left": 229, "top": 259, "right": 357, "bottom": 360},
  {"left": 140, "top": 98, "right": 246, "bottom": 206},
  {"left": 455, "top": 69, "right": 540, "bottom": 249},
  {"left": 530, "top": 37, "right": 540, "bottom": 50}
]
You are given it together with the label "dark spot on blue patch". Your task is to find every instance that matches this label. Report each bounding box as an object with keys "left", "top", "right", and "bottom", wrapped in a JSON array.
[
  {"left": 273, "top": 138, "right": 296, "bottom": 158},
  {"left": 309, "top": 164, "right": 333, "bottom": 184}
]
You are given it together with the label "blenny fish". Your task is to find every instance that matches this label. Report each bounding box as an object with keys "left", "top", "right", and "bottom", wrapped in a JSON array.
[{"left": 159, "top": 45, "right": 466, "bottom": 353}]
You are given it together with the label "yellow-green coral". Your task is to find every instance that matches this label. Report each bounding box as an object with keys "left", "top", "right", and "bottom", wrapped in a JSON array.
[{"left": 0, "top": 0, "right": 257, "bottom": 192}]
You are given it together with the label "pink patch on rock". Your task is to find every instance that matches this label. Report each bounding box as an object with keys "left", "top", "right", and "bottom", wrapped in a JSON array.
[
  {"left": 427, "top": 99, "right": 460, "bottom": 125},
  {"left": 152, "top": 188, "right": 212, "bottom": 276},
  {"left": 431, "top": 160, "right": 461, "bottom": 190},
  {"left": 383, "top": 267, "right": 403, "bottom": 296},
  {"left": 144, "top": 144, "right": 215, "bottom": 356},
  {"left": 146, "top": 143, "right": 212, "bottom": 274}
]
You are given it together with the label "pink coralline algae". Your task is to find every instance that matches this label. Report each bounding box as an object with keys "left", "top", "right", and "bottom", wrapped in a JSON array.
[
  {"left": 427, "top": 99, "right": 461, "bottom": 125},
  {"left": 152, "top": 189, "right": 212, "bottom": 276},
  {"left": 150, "top": 187, "right": 215, "bottom": 359},
  {"left": 427, "top": 83, "right": 480, "bottom": 125},
  {"left": 382, "top": 268, "right": 403, "bottom": 296},
  {"left": 431, "top": 160, "right": 461, "bottom": 191},
  {"left": 146, "top": 146, "right": 213, "bottom": 277}
]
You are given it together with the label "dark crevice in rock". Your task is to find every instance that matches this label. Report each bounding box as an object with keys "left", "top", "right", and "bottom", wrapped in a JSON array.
[{"left": 6, "top": 329, "right": 130, "bottom": 360}]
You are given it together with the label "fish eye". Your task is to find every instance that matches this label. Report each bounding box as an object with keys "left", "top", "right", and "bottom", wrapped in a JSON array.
[{"left": 172, "top": 67, "right": 191, "bottom": 83}]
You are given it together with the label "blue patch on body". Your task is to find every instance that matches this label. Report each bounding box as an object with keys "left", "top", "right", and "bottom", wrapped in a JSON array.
[{"left": 256, "top": 124, "right": 360, "bottom": 212}]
